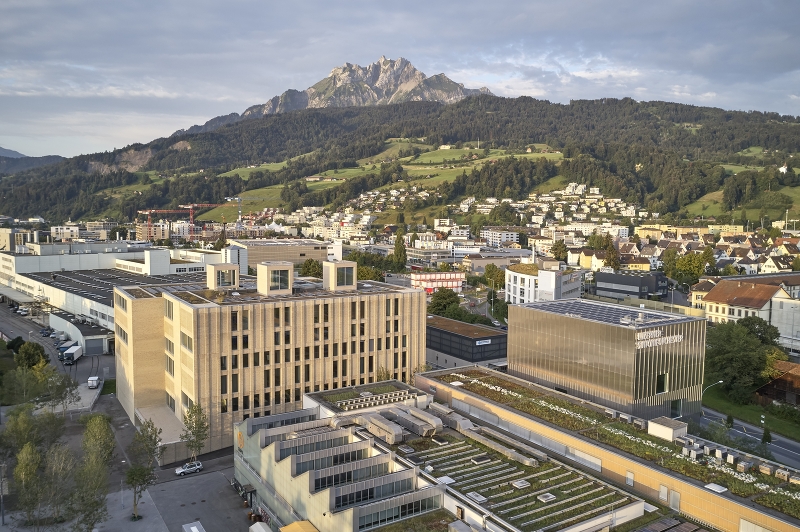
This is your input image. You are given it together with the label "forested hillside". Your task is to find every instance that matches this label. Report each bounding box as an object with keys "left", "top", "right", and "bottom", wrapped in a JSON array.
[{"left": 1, "top": 95, "right": 798, "bottom": 222}]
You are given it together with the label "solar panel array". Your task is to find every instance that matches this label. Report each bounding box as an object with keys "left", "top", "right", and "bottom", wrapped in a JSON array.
[{"left": 520, "top": 298, "right": 696, "bottom": 328}]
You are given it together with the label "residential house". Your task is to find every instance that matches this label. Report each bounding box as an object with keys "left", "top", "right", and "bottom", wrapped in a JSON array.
[{"left": 761, "top": 255, "right": 795, "bottom": 274}]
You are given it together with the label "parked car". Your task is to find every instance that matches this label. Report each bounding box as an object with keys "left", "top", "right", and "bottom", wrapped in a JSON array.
[{"left": 174, "top": 461, "right": 203, "bottom": 476}]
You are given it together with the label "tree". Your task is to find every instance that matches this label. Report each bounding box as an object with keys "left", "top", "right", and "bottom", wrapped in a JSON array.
[
  {"left": 392, "top": 233, "right": 407, "bottom": 269},
  {"left": 726, "top": 414, "right": 735, "bottom": 429},
  {"left": 44, "top": 443, "right": 76, "bottom": 522},
  {"left": 551, "top": 239, "right": 568, "bottom": 261},
  {"left": 762, "top": 427, "right": 772, "bottom": 444},
  {"left": 437, "top": 262, "right": 452, "bottom": 272},
  {"left": 300, "top": 258, "right": 323, "bottom": 278},
  {"left": 126, "top": 418, "right": 164, "bottom": 519},
  {"left": 603, "top": 245, "right": 621, "bottom": 270},
  {"left": 7, "top": 335, "right": 24, "bottom": 352},
  {"left": 721, "top": 264, "right": 740, "bottom": 276},
  {"left": 706, "top": 322, "right": 778, "bottom": 403},
  {"left": 16, "top": 341, "right": 48, "bottom": 368},
  {"left": 483, "top": 264, "right": 506, "bottom": 288},
  {"left": 357, "top": 265, "right": 383, "bottom": 282},
  {"left": 14, "top": 442, "right": 44, "bottom": 528},
  {"left": 793, "top": 256, "right": 800, "bottom": 272},
  {"left": 409, "top": 232, "right": 419, "bottom": 247},
  {"left": 82, "top": 415, "right": 116, "bottom": 467},
  {"left": 70, "top": 454, "right": 109, "bottom": 532},
  {"left": 427, "top": 288, "right": 460, "bottom": 315},
  {"left": 0, "top": 403, "right": 39, "bottom": 458},
  {"left": 587, "top": 232, "right": 604, "bottom": 250},
  {"left": 409, "top": 363, "right": 432, "bottom": 385},
  {"left": 738, "top": 316, "right": 780, "bottom": 346},
  {"left": 2, "top": 364, "right": 43, "bottom": 405},
  {"left": 44, "top": 373, "right": 81, "bottom": 415},
  {"left": 109, "top": 226, "right": 128, "bottom": 240},
  {"left": 397, "top": 212, "right": 405, "bottom": 225},
  {"left": 375, "top": 366, "right": 392, "bottom": 382},
  {"left": 180, "top": 404, "right": 210, "bottom": 462},
  {"left": 661, "top": 248, "right": 678, "bottom": 278}
]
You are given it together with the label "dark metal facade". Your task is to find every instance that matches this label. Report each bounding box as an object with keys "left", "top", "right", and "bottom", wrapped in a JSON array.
[
  {"left": 507, "top": 305, "right": 706, "bottom": 419},
  {"left": 426, "top": 325, "right": 507, "bottom": 363}
]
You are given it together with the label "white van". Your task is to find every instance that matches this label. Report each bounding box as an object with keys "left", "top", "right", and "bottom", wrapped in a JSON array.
[{"left": 88, "top": 376, "right": 99, "bottom": 389}]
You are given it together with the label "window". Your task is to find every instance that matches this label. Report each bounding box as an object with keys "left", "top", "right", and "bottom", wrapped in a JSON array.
[
  {"left": 180, "top": 332, "right": 193, "bottom": 352},
  {"left": 333, "top": 360, "right": 338, "bottom": 378},
  {"left": 360, "top": 357, "right": 365, "bottom": 373},
  {"left": 221, "top": 398, "right": 227, "bottom": 413},
  {"left": 285, "top": 390, "right": 292, "bottom": 403},
  {"left": 295, "top": 347, "right": 300, "bottom": 361},
  {"left": 116, "top": 325, "right": 128, "bottom": 344},
  {"left": 626, "top": 471, "right": 634, "bottom": 487},
  {"left": 360, "top": 300, "right": 365, "bottom": 318},
  {"left": 284, "top": 330, "right": 291, "bottom": 344},
  {"left": 253, "top": 352, "right": 260, "bottom": 366},
  {"left": 314, "top": 305, "right": 320, "bottom": 323},
  {"left": 114, "top": 293, "right": 127, "bottom": 312},
  {"left": 402, "top": 335, "right": 407, "bottom": 348},
  {"left": 231, "top": 336, "right": 238, "bottom": 350},
  {"left": 352, "top": 324, "right": 358, "bottom": 337},
  {"left": 377, "top": 338, "right": 382, "bottom": 351},
  {"left": 232, "top": 397, "right": 239, "bottom": 412},
  {"left": 165, "top": 338, "right": 174, "bottom": 354},
  {"left": 394, "top": 320, "right": 399, "bottom": 333},
  {"left": 386, "top": 299, "right": 391, "bottom": 316},
  {"left": 337, "top": 266, "right": 354, "bottom": 286},
  {"left": 324, "top": 327, "right": 329, "bottom": 341},
  {"left": 264, "top": 392, "right": 270, "bottom": 406},
  {"left": 360, "top": 323, "right": 365, "bottom": 336},
  {"left": 220, "top": 356, "right": 227, "bottom": 371},
  {"left": 243, "top": 396, "right": 250, "bottom": 410},
  {"left": 270, "top": 269, "right": 289, "bottom": 290},
  {"left": 254, "top": 394, "right": 260, "bottom": 408},
  {"left": 324, "top": 304, "right": 329, "bottom": 322},
  {"left": 360, "top": 341, "right": 365, "bottom": 353},
  {"left": 369, "top": 339, "right": 374, "bottom": 352},
  {"left": 242, "top": 310, "right": 249, "bottom": 330},
  {"left": 165, "top": 355, "right": 174, "bottom": 376},
  {"left": 217, "top": 269, "right": 236, "bottom": 287},
  {"left": 305, "top": 347, "right": 310, "bottom": 360},
  {"left": 295, "top": 366, "right": 301, "bottom": 384},
  {"left": 232, "top": 374, "right": 239, "bottom": 393},
  {"left": 284, "top": 349, "right": 290, "bottom": 363},
  {"left": 394, "top": 353, "right": 398, "bottom": 369},
  {"left": 394, "top": 297, "right": 399, "bottom": 315},
  {"left": 656, "top": 373, "right": 668, "bottom": 394},
  {"left": 243, "top": 335, "right": 249, "bottom": 349},
  {"left": 265, "top": 351, "right": 270, "bottom": 364},
  {"left": 274, "top": 307, "right": 280, "bottom": 327},
  {"left": 274, "top": 368, "right": 281, "bottom": 387},
  {"left": 295, "top": 388, "right": 300, "bottom": 402},
  {"left": 352, "top": 341, "right": 357, "bottom": 354},
  {"left": 305, "top": 364, "right": 310, "bottom": 382},
  {"left": 659, "top": 485, "right": 668, "bottom": 501},
  {"left": 274, "top": 331, "right": 281, "bottom": 345},
  {"left": 165, "top": 300, "right": 173, "bottom": 320},
  {"left": 314, "top": 346, "right": 320, "bottom": 358},
  {"left": 333, "top": 343, "right": 339, "bottom": 357},
  {"left": 274, "top": 391, "right": 281, "bottom": 405},
  {"left": 181, "top": 392, "right": 193, "bottom": 410},
  {"left": 402, "top": 352, "right": 407, "bottom": 367},
  {"left": 351, "top": 301, "right": 357, "bottom": 318},
  {"left": 342, "top": 360, "right": 347, "bottom": 377},
  {"left": 324, "top": 344, "right": 329, "bottom": 358},
  {"left": 231, "top": 311, "right": 238, "bottom": 331},
  {"left": 232, "top": 355, "right": 238, "bottom": 369},
  {"left": 315, "top": 328, "right": 321, "bottom": 341},
  {"left": 243, "top": 352, "right": 249, "bottom": 368},
  {"left": 284, "top": 307, "right": 290, "bottom": 326},
  {"left": 342, "top": 342, "right": 348, "bottom": 355},
  {"left": 263, "top": 369, "right": 270, "bottom": 387},
  {"left": 369, "top": 356, "right": 374, "bottom": 373},
  {"left": 166, "top": 392, "right": 175, "bottom": 412}
]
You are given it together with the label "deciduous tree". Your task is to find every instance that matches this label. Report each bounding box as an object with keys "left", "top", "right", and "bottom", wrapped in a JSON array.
[
  {"left": 551, "top": 239, "right": 568, "bottom": 261},
  {"left": 126, "top": 419, "right": 164, "bottom": 520},
  {"left": 300, "top": 258, "right": 323, "bottom": 278},
  {"left": 180, "top": 404, "right": 210, "bottom": 462},
  {"left": 15, "top": 342, "right": 48, "bottom": 368}
]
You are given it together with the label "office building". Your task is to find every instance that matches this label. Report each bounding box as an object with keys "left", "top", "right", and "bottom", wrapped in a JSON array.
[
  {"left": 594, "top": 271, "right": 668, "bottom": 300},
  {"left": 504, "top": 264, "right": 582, "bottom": 304},
  {"left": 425, "top": 315, "right": 506, "bottom": 369},
  {"left": 409, "top": 271, "right": 465, "bottom": 294},
  {"left": 114, "top": 260, "right": 426, "bottom": 463},
  {"left": 507, "top": 299, "right": 706, "bottom": 419}
]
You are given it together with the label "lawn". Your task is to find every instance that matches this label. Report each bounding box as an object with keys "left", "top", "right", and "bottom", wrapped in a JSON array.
[
  {"left": 683, "top": 190, "right": 726, "bottom": 218},
  {"left": 100, "top": 378, "right": 116, "bottom": 395},
  {"left": 736, "top": 146, "right": 764, "bottom": 157},
  {"left": 532, "top": 175, "right": 570, "bottom": 194},
  {"left": 95, "top": 174, "right": 167, "bottom": 199},
  {"left": 358, "top": 140, "right": 431, "bottom": 165},
  {"left": 409, "top": 148, "right": 506, "bottom": 165},
  {"left": 702, "top": 383, "right": 800, "bottom": 442},
  {"left": 721, "top": 164, "right": 764, "bottom": 174}
]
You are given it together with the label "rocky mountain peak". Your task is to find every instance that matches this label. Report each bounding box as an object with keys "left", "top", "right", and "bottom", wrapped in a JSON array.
[{"left": 173, "top": 57, "right": 491, "bottom": 137}]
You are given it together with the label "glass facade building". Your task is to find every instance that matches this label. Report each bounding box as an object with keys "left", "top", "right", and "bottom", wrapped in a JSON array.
[{"left": 508, "top": 299, "right": 706, "bottom": 419}]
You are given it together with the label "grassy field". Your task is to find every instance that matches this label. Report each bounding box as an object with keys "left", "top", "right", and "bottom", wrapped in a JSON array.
[
  {"left": 100, "top": 378, "right": 116, "bottom": 395},
  {"left": 195, "top": 180, "right": 342, "bottom": 221},
  {"left": 721, "top": 164, "right": 764, "bottom": 174},
  {"left": 96, "top": 173, "right": 167, "bottom": 199},
  {"left": 409, "top": 148, "right": 506, "bottom": 165},
  {"left": 532, "top": 175, "right": 570, "bottom": 194},
  {"left": 683, "top": 184, "right": 800, "bottom": 222},
  {"left": 736, "top": 146, "right": 764, "bottom": 157},
  {"left": 358, "top": 140, "right": 430, "bottom": 165},
  {"left": 702, "top": 384, "right": 800, "bottom": 442}
]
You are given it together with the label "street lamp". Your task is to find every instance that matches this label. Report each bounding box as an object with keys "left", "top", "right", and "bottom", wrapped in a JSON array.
[{"left": 700, "top": 380, "right": 724, "bottom": 416}]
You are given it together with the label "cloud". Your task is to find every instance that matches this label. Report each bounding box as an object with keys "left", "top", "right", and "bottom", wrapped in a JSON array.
[{"left": 1, "top": 0, "right": 799, "bottom": 156}]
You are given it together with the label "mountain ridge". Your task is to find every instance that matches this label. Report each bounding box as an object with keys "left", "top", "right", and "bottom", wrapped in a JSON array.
[
  {"left": 172, "top": 56, "right": 491, "bottom": 136},
  {"left": 0, "top": 146, "right": 26, "bottom": 158}
]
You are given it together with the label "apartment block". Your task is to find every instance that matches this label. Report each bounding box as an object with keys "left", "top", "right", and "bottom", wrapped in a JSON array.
[{"left": 114, "top": 260, "right": 426, "bottom": 463}]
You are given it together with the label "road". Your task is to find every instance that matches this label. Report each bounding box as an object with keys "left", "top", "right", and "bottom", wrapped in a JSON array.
[
  {"left": 700, "top": 407, "right": 800, "bottom": 469},
  {"left": 0, "top": 303, "right": 115, "bottom": 389}
]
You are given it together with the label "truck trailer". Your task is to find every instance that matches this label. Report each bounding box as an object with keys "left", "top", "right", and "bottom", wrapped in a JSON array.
[{"left": 64, "top": 346, "right": 83, "bottom": 365}]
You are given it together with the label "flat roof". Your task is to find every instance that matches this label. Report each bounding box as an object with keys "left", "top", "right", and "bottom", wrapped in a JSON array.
[
  {"left": 21, "top": 269, "right": 210, "bottom": 307},
  {"left": 518, "top": 299, "right": 699, "bottom": 328},
  {"left": 306, "top": 379, "right": 424, "bottom": 412},
  {"left": 426, "top": 315, "right": 506, "bottom": 339},
  {"left": 125, "top": 278, "right": 414, "bottom": 305}
]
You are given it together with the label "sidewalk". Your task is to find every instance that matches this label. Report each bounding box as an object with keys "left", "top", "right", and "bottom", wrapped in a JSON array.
[{"left": 0, "top": 489, "right": 168, "bottom": 532}]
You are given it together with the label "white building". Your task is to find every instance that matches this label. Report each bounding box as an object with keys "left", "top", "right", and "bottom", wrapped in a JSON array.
[
  {"left": 504, "top": 264, "right": 582, "bottom": 304},
  {"left": 410, "top": 271, "right": 466, "bottom": 293}
]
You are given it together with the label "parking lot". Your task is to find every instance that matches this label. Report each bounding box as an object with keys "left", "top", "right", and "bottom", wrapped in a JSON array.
[{"left": 150, "top": 467, "right": 254, "bottom": 532}]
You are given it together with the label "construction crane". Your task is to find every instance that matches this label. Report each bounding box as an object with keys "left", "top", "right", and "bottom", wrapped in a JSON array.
[
  {"left": 137, "top": 209, "right": 186, "bottom": 240},
  {"left": 178, "top": 203, "right": 225, "bottom": 238}
]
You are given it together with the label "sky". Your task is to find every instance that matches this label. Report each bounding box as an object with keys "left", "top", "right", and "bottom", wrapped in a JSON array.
[{"left": 1, "top": 0, "right": 799, "bottom": 158}]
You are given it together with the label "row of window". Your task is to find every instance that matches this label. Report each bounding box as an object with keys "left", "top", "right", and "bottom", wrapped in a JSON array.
[
  {"left": 358, "top": 496, "right": 441, "bottom": 530},
  {"left": 296, "top": 448, "right": 368, "bottom": 475},
  {"left": 314, "top": 463, "right": 389, "bottom": 491},
  {"left": 220, "top": 338, "right": 407, "bottom": 369}
]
